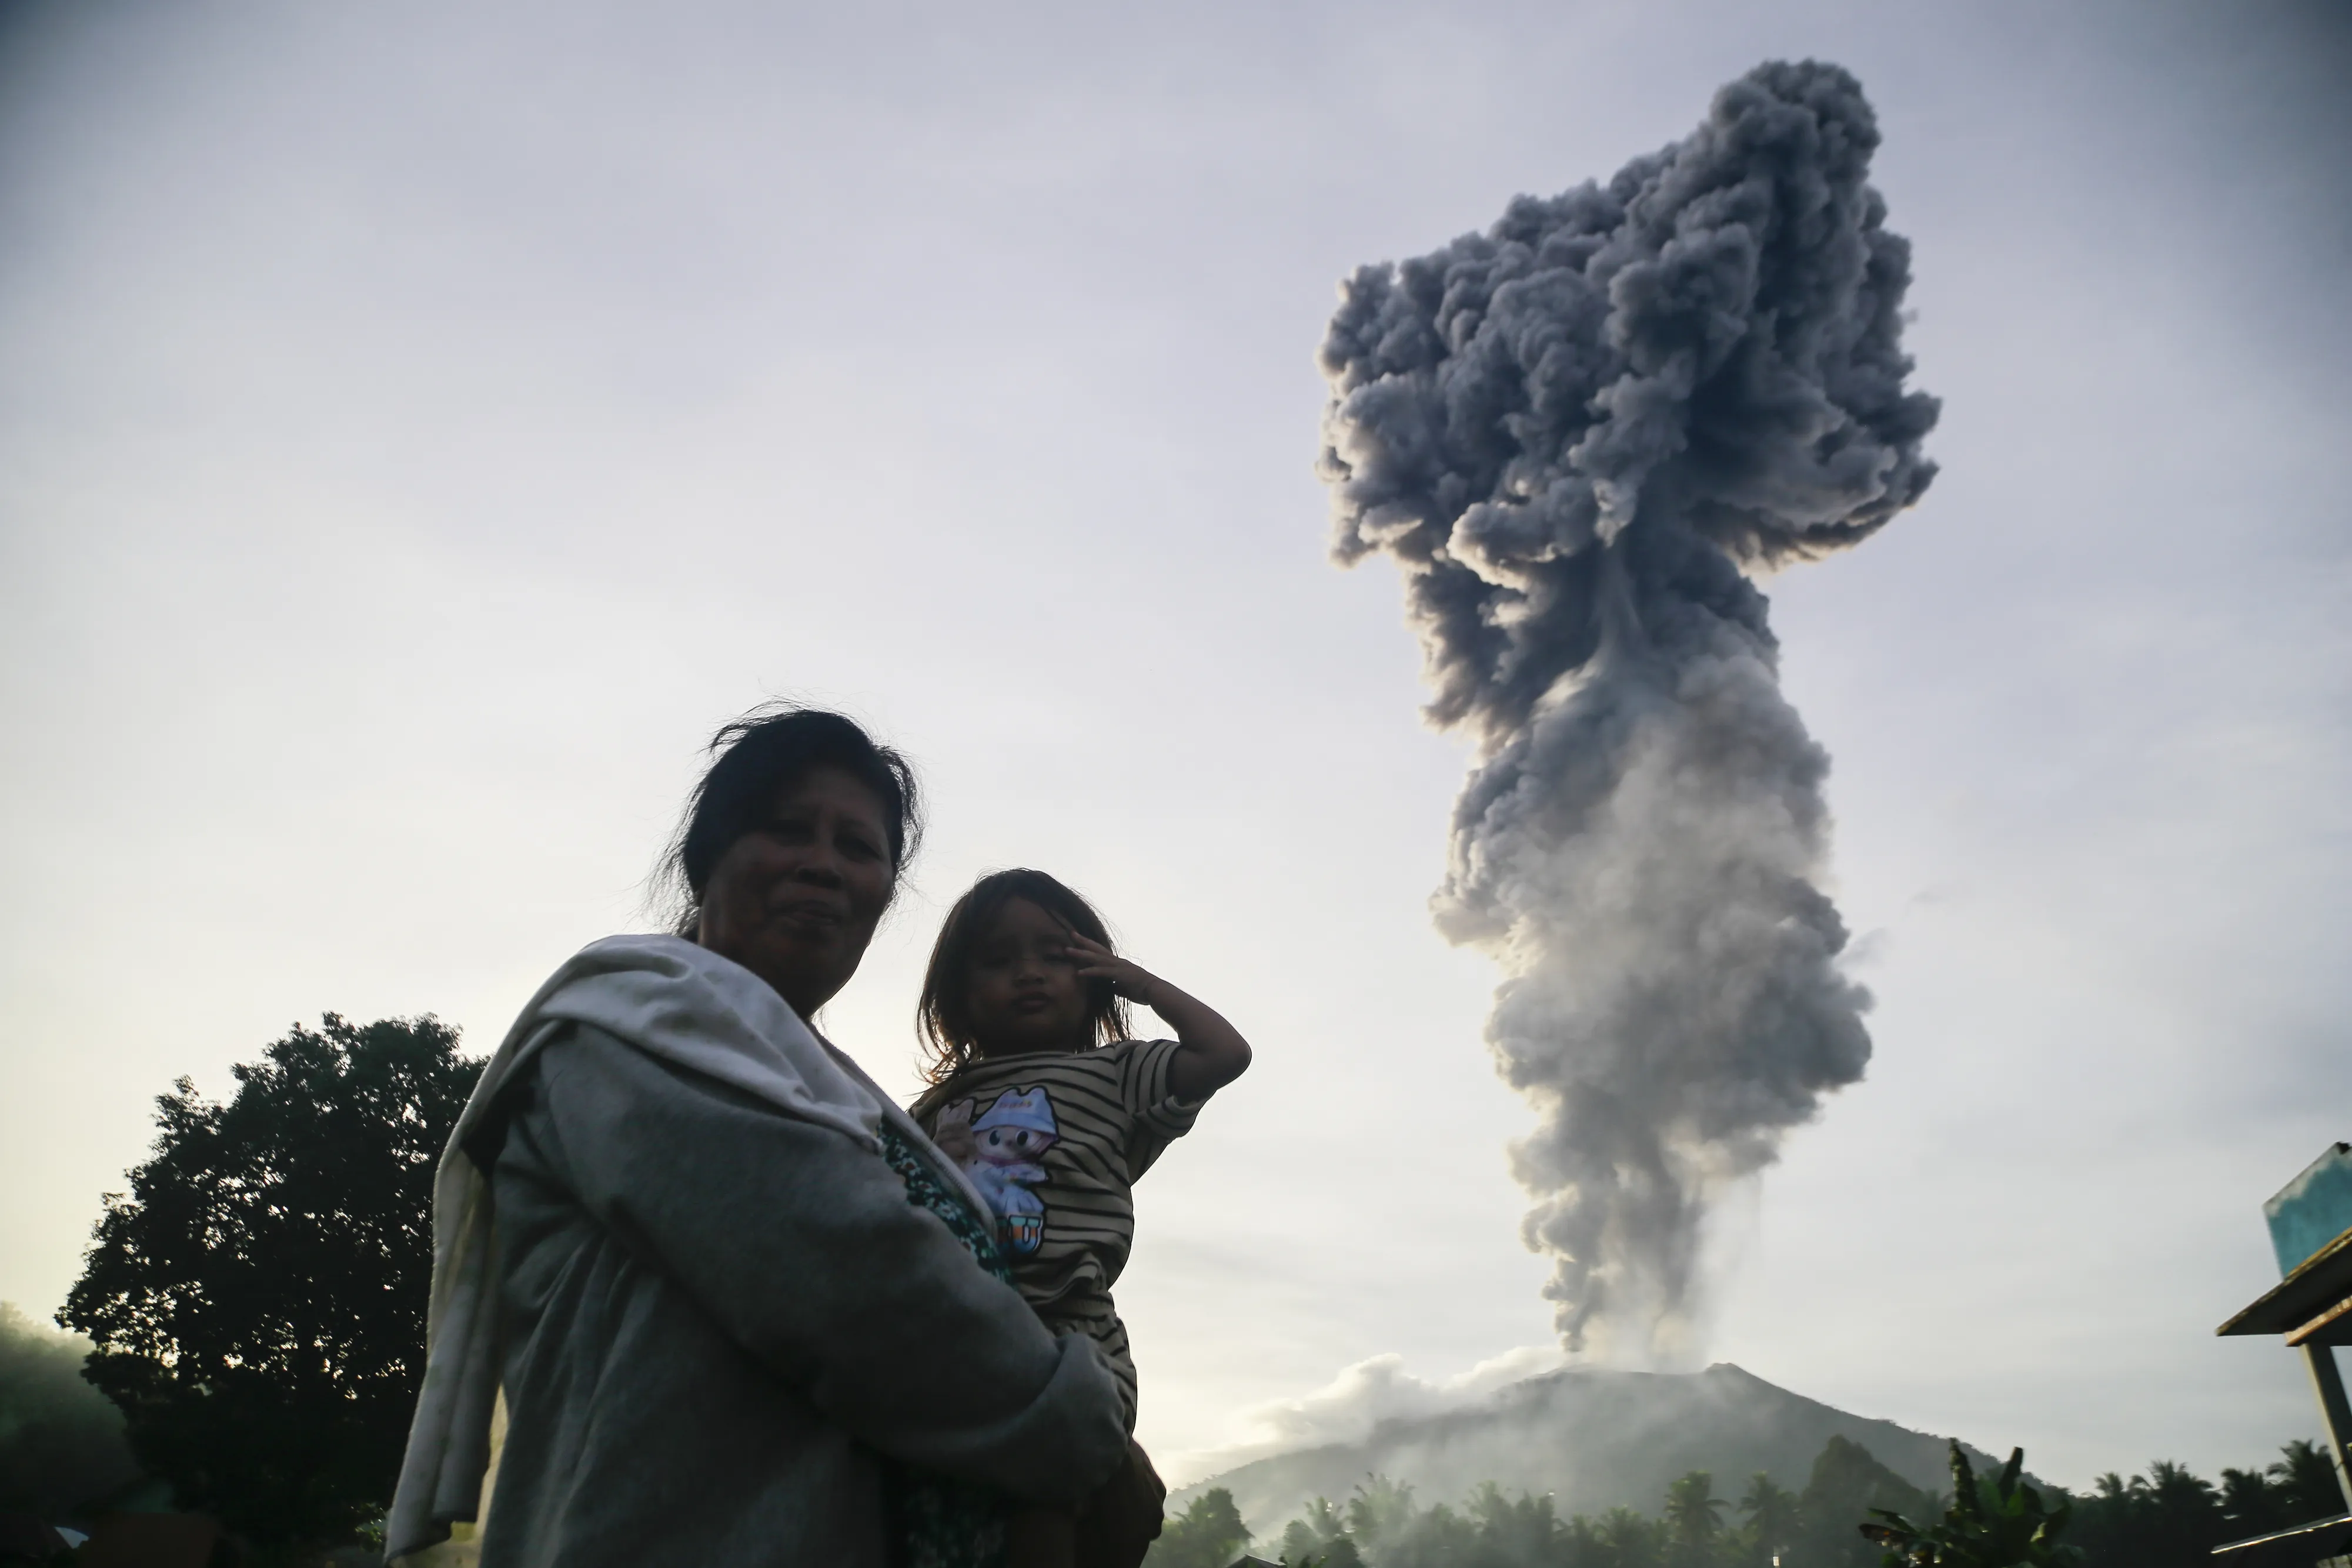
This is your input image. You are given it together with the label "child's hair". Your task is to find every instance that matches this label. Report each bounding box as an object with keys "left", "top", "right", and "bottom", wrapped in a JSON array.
[{"left": 916, "top": 868, "right": 1131, "bottom": 1086}]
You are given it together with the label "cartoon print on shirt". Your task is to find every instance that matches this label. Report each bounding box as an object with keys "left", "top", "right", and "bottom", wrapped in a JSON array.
[
  {"left": 930, "top": 1096, "right": 980, "bottom": 1165},
  {"left": 936, "top": 1087, "right": 1059, "bottom": 1253}
]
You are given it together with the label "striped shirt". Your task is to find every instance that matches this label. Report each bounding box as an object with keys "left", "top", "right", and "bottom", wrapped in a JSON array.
[{"left": 910, "top": 1039, "right": 1202, "bottom": 1427}]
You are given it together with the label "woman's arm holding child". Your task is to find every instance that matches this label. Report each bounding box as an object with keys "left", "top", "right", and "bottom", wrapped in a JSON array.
[{"left": 1063, "top": 931, "right": 1252, "bottom": 1102}]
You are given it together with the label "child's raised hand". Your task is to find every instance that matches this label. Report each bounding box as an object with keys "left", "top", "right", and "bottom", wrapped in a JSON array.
[
  {"left": 1061, "top": 927, "right": 1253, "bottom": 1096},
  {"left": 1060, "top": 930, "right": 1164, "bottom": 1007}
]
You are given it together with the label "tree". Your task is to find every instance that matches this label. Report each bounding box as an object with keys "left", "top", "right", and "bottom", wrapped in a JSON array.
[
  {"left": 1376, "top": 1499, "right": 1475, "bottom": 1568},
  {"left": 1149, "top": 1486, "right": 1252, "bottom": 1568},
  {"left": 1465, "top": 1481, "right": 1563, "bottom": 1566},
  {"left": 1279, "top": 1496, "right": 1351, "bottom": 1567},
  {"left": 1735, "top": 1473, "right": 1801, "bottom": 1567},
  {"left": 1345, "top": 1474, "right": 1421, "bottom": 1549},
  {"left": 2067, "top": 1447, "right": 2298, "bottom": 1568},
  {"left": 1592, "top": 1505, "right": 1668, "bottom": 1568},
  {"left": 1662, "top": 1472, "right": 1725, "bottom": 1567},
  {"left": 2269, "top": 1438, "right": 2345, "bottom": 1523},
  {"left": 62, "top": 1015, "right": 480, "bottom": 1554},
  {"left": 2216, "top": 1465, "right": 2283, "bottom": 1540},
  {"left": 1282, "top": 1541, "right": 1363, "bottom": 1568},
  {"left": 1860, "top": 1442, "right": 2079, "bottom": 1568},
  {"left": 2140, "top": 1459, "right": 2221, "bottom": 1546}
]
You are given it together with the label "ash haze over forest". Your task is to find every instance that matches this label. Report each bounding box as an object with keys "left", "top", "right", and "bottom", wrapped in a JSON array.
[{"left": 1, "top": 0, "right": 2348, "bottom": 1495}]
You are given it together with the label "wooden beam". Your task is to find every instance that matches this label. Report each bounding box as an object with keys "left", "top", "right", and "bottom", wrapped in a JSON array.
[
  {"left": 2220, "top": 1225, "right": 2352, "bottom": 1336},
  {"left": 2303, "top": 1343, "right": 2352, "bottom": 1513},
  {"left": 2290, "top": 1294, "right": 2352, "bottom": 1349}
]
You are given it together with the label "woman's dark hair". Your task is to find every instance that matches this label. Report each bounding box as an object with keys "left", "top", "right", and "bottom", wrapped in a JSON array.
[
  {"left": 916, "top": 868, "right": 1130, "bottom": 1086},
  {"left": 660, "top": 704, "right": 921, "bottom": 935}
]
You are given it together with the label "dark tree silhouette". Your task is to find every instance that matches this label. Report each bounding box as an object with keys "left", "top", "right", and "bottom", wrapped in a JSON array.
[
  {"left": 1860, "top": 1443, "right": 2080, "bottom": 1567},
  {"left": 1663, "top": 1473, "right": 1725, "bottom": 1568},
  {"left": 1150, "top": 1486, "right": 1253, "bottom": 1568},
  {"left": 2066, "top": 1443, "right": 2337, "bottom": 1567},
  {"left": 1735, "top": 1473, "right": 1801, "bottom": 1568},
  {"left": 62, "top": 1015, "right": 480, "bottom": 1552},
  {"left": 2267, "top": 1438, "right": 2345, "bottom": 1524}
]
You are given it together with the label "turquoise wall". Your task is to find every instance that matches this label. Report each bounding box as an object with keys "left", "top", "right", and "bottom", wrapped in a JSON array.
[{"left": 2266, "top": 1143, "right": 2352, "bottom": 1277}]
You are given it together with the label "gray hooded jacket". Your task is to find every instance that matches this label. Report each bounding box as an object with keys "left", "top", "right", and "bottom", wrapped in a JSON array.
[
  {"left": 387, "top": 937, "right": 1127, "bottom": 1568},
  {"left": 475, "top": 1027, "right": 1124, "bottom": 1567}
]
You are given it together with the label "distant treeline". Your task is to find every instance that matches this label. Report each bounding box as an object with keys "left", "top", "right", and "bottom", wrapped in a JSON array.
[
  {"left": 1148, "top": 1433, "right": 2347, "bottom": 1568},
  {"left": 0, "top": 1303, "right": 142, "bottom": 1517}
]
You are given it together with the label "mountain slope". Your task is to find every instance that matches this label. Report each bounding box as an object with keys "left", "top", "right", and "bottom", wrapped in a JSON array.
[{"left": 1175, "top": 1363, "right": 1987, "bottom": 1534}]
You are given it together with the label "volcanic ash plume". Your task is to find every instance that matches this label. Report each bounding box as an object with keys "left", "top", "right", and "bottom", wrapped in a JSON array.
[{"left": 1318, "top": 61, "right": 1939, "bottom": 1359}]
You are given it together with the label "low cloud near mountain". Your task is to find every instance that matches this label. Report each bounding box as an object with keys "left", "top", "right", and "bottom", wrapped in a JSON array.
[
  {"left": 1170, "top": 1361, "right": 1996, "bottom": 1537},
  {"left": 1168, "top": 1346, "right": 1568, "bottom": 1484}
]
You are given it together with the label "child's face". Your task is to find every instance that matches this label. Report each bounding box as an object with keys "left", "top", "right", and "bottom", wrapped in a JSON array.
[{"left": 965, "top": 897, "right": 1092, "bottom": 1055}]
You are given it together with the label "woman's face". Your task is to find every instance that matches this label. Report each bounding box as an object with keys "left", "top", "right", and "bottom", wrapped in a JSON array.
[{"left": 696, "top": 765, "right": 895, "bottom": 1020}]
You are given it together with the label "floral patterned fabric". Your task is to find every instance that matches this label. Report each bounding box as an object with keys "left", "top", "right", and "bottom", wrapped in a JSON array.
[{"left": 878, "top": 1122, "right": 1013, "bottom": 1568}]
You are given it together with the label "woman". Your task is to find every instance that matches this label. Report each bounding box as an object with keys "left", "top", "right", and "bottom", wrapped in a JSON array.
[{"left": 387, "top": 707, "right": 1151, "bottom": 1567}]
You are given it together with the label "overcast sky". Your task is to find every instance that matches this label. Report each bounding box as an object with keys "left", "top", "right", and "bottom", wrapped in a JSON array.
[{"left": 3, "top": 0, "right": 2347, "bottom": 1494}]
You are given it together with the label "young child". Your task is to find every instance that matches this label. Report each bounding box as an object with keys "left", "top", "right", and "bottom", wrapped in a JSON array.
[{"left": 910, "top": 868, "right": 1253, "bottom": 1568}]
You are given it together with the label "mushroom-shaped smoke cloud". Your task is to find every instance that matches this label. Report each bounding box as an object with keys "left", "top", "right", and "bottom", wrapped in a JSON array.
[{"left": 1319, "top": 60, "right": 1939, "bottom": 1360}]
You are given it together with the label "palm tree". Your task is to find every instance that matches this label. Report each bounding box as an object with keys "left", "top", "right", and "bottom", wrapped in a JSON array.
[
  {"left": 1342, "top": 1475, "right": 1417, "bottom": 1550},
  {"left": 1466, "top": 1480, "right": 1562, "bottom": 1562},
  {"left": 2143, "top": 1459, "right": 2223, "bottom": 1550},
  {"left": 1737, "top": 1472, "right": 1800, "bottom": 1566},
  {"left": 1597, "top": 1505, "right": 1667, "bottom": 1568},
  {"left": 2270, "top": 1439, "right": 2347, "bottom": 1523},
  {"left": 2219, "top": 1466, "right": 2283, "bottom": 1540},
  {"left": 1665, "top": 1471, "right": 1726, "bottom": 1567}
]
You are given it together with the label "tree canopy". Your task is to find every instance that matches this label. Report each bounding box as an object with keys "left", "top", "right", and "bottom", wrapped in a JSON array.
[
  {"left": 62, "top": 1014, "right": 480, "bottom": 1551},
  {"left": 1152, "top": 1486, "right": 1254, "bottom": 1568},
  {"left": 1175, "top": 1431, "right": 2341, "bottom": 1568},
  {"left": 1862, "top": 1443, "right": 2079, "bottom": 1567}
]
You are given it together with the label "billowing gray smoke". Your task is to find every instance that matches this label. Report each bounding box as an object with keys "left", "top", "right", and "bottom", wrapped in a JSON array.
[{"left": 1318, "top": 61, "right": 1939, "bottom": 1360}]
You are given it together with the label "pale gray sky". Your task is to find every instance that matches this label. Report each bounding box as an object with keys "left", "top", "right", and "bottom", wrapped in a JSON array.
[{"left": 2, "top": 0, "right": 2347, "bottom": 1492}]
